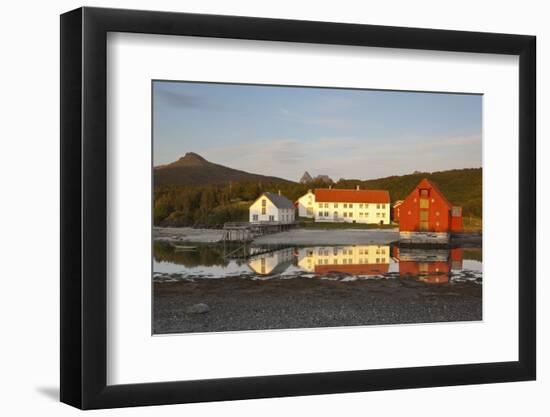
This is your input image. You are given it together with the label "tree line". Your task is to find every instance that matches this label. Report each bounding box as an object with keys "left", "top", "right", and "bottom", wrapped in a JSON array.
[{"left": 154, "top": 168, "right": 482, "bottom": 227}]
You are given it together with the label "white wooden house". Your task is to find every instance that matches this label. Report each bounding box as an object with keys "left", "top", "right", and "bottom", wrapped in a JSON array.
[{"left": 249, "top": 192, "right": 296, "bottom": 224}]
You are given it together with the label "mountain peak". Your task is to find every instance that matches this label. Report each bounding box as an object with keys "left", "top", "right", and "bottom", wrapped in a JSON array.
[
  {"left": 300, "top": 171, "right": 313, "bottom": 183},
  {"left": 179, "top": 152, "right": 207, "bottom": 163},
  {"left": 162, "top": 152, "right": 210, "bottom": 168}
]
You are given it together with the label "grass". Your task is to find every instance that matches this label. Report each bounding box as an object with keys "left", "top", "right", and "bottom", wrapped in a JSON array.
[
  {"left": 462, "top": 216, "right": 483, "bottom": 232},
  {"left": 298, "top": 217, "right": 396, "bottom": 230}
]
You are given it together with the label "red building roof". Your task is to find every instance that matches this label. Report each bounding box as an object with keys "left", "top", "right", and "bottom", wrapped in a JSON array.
[
  {"left": 314, "top": 263, "right": 390, "bottom": 275},
  {"left": 315, "top": 188, "right": 390, "bottom": 204}
]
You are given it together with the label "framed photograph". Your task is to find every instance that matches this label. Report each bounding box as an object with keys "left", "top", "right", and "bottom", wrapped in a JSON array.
[{"left": 60, "top": 7, "right": 536, "bottom": 409}]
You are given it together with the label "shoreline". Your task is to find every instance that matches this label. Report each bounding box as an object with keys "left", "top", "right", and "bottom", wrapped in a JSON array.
[
  {"left": 153, "top": 277, "right": 482, "bottom": 334},
  {"left": 154, "top": 226, "right": 400, "bottom": 245},
  {"left": 154, "top": 226, "right": 481, "bottom": 247}
]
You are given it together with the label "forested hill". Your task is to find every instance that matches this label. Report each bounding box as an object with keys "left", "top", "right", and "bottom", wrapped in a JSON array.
[
  {"left": 337, "top": 168, "right": 482, "bottom": 218},
  {"left": 153, "top": 164, "right": 482, "bottom": 227},
  {"left": 154, "top": 152, "right": 292, "bottom": 187}
]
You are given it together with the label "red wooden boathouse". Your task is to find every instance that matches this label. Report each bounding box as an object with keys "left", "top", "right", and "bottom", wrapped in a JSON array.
[{"left": 398, "top": 178, "right": 463, "bottom": 234}]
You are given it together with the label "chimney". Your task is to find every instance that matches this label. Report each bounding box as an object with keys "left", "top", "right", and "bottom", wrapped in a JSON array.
[
  {"left": 278, "top": 190, "right": 281, "bottom": 196},
  {"left": 356, "top": 185, "right": 360, "bottom": 190}
]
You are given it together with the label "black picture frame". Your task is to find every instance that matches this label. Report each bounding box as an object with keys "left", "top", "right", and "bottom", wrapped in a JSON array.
[{"left": 60, "top": 6, "right": 536, "bottom": 410}]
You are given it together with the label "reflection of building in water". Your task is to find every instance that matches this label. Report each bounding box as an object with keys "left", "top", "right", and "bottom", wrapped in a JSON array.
[
  {"left": 296, "top": 245, "right": 390, "bottom": 275},
  {"left": 247, "top": 247, "right": 295, "bottom": 275},
  {"left": 392, "top": 247, "right": 464, "bottom": 283}
]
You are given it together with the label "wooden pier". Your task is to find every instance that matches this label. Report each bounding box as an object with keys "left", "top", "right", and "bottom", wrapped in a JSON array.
[{"left": 221, "top": 221, "right": 297, "bottom": 242}]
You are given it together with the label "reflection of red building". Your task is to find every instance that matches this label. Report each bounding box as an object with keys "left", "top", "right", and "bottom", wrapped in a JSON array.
[
  {"left": 398, "top": 179, "right": 463, "bottom": 233},
  {"left": 450, "top": 247, "right": 463, "bottom": 270},
  {"left": 314, "top": 263, "right": 389, "bottom": 275},
  {"left": 392, "top": 246, "right": 464, "bottom": 284}
]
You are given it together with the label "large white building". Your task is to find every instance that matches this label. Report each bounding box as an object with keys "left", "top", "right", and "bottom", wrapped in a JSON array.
[
  {"left": 297, "top": 187, "right": 391, "bottom": 224},
  {"left": 249, "top": 192, "right": 296, "bottom": 224}
]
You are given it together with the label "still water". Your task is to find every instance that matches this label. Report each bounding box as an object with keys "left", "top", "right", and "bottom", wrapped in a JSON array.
[{"left": 153, "top": 242, "right": 482, "bottom": 284}]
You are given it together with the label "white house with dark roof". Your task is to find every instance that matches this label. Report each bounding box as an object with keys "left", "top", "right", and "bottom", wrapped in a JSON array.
[{"left": 249, "top": 191, "right": 296, "bottom": 224}]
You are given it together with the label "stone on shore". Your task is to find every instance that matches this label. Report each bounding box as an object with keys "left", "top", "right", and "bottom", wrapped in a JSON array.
[{"left": 185, "top": 303, "right": 210, "bottom": 314}]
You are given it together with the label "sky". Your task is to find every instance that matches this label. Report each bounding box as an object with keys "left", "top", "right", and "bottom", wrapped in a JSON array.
[{"left": 153, "top": 81, "right": 482, "bottom": 181}]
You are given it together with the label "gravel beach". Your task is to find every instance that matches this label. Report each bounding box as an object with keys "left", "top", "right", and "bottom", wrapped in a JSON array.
[
  {"left": 154, "top": 226, "right": 400, "bottom": 245},
  {"left": 153, "top": 277, "right": 482, "bottom": 334}
]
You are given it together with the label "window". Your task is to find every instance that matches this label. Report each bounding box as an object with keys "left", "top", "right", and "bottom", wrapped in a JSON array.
[
  {"left": 334, "top": 203, "right": 338, "bottom": 208},
  {"left": 376, "top": 213, "right": 380, "bottom": 217},
  {"left": 420, "top": 189, "right": 429, "bottom": 197},
  {"left": 324, "top": 211, "right": 329, "bottom": 217},
  {"left": 325, "top": 203, "right": 329, "bottom": 208},
  {"left": 359, "top": 203, "right": 363, "bottom": 208},
  {"left": 359, "top": 213, "right": 363, "bottom": 217},
  {"left": 318, "top": 211, "right": 323, "bottom": 217},
  {"left": 349, "top": 203, "right": 353, "bottom": 208},
  {"left": 452, "top": 207, "right": 462, "bottom": 217},
  {"left": 343, "top": 203, "right": 347, "bottom": 208},
  {"left": 419, "top": 198, "right": 429, "bottom": 209},
  {"left": 252, "top": 214, "right": 258, "bottom": 221},
  {"left": 343, "top": 212, "right": 347, "bottom": 217},
  {"left": 269, "top": 215, "right": 274, "bottom": 221},
  {"left": 349, "top": 212, "right": 353, "bottom": 217}
]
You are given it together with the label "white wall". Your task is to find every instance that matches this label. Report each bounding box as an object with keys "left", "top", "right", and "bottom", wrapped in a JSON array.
[
  {"left": 0, "top": 1, "right": 546, "bottom": 416},
  {"left": 315, "top": 202, "right": 390, "bottom": 224},
  {"left": 297, "top": 191, "right": 315, "bottom": 217},
  {"left": 249, "top": 195, "right": 279, "bottom": 222}
]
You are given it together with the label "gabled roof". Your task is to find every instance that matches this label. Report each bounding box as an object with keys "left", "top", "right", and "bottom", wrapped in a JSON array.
[
  {"left": 314, "top": 188, "right": 390, "bottom": 204},
  {"left": 261, "top": 192, "right": 295, "bottom": 209},
  {"left": 411, "top": 178, "right": 453, "bottom": 208}
]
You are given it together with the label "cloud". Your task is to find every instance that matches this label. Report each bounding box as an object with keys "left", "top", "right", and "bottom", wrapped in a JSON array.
[
  {"left": 194, "top": 133, "right": 481, "bottom": 181},
  {"left": 155, "top": 88, "right": 207, "bottom": 109}
]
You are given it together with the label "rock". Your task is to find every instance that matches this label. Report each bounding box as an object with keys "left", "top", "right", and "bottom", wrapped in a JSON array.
[{"left": 186, "top": 303, "right": 210, "bottom": 314}]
